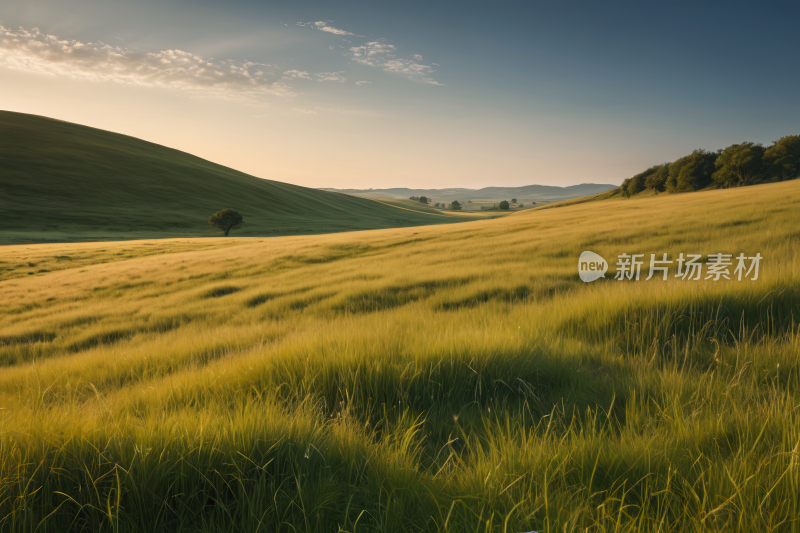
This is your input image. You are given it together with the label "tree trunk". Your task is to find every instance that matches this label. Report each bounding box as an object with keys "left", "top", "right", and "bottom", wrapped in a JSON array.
[{"left": 224, "top": 228, "right": 230, "bottom": 236}]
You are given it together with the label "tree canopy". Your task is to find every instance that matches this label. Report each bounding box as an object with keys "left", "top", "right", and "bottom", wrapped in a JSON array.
[
  {"left": 621, "top": 166, "right": 659, "bottom": 197},
  {"left": 645, "top": 164, "right": 670, "bottom": 193},
  {"left": 764, "top": 135, "right": 800, "bottom": 181},
  {"left": 619, "top": 134, "right": 798, "bottom": 198},
  {"left": 666, "top": 150, "right": 717, "bottom": 192},
  {"left": 713, "top": 142, "right": 766, "bottom": 188},
  {"left": 208, "top": 208, "right": 244, "bottom": 236}
]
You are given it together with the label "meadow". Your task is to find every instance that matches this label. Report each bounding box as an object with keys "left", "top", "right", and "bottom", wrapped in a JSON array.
[{"left": 0, "top": 180, "right": 799, "bottom": 532}]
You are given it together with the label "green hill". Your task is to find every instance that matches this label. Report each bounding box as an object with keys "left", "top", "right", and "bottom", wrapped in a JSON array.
[{"left": 0, "top": 111, "right": 474, "bottom": 244}]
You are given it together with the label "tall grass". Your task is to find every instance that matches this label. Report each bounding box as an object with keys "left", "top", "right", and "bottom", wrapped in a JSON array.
[{"left": 0, "top": 181, "right": 799, "bottom": 531}]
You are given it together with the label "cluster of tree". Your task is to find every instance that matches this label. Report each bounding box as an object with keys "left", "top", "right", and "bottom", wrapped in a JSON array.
[
  {"left": 620, "top": 135, "right": 799, "bottom": 197},
  {"left": 431, "top": 200, "right": 463, "bottom": 210},
  {"left": 409, "top": 196, "right": 430, "bottom": 204}
]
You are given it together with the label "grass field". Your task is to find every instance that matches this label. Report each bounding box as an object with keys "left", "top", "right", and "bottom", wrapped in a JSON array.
[
  {"left": 0, "top": 111, "right": 476, "bottom": 244},
  {"left": 0, "top": 180, "right": 799, "bottom": 532}
]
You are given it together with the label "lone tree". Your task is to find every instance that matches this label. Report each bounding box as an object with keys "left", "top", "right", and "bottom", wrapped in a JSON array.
[
  {"left": 208, "top": 208, "right": 244, "bottom": 236},
  {"left": 499, "top": 200, "right": 510, "bottom": 210},
  {"left": 450, "top": 200, "right": 462, "bottom": 210},
  {"left": 419, "top": 196, "right": 429, "bottom": 204}
]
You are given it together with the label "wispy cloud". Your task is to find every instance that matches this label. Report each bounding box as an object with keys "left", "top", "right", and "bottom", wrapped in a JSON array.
[
  {"left": 0, "top": 25, "right": 310, "bottom": 101},
  {"left": 314, "top": 21, "right": 355, "bottom": 36},
  {"left": 348, "top": 41, "right": 443, "bottom": 85},
  {"left": 316, "top": 71, "right": 346, "bottom": 82},
  {"left": 355, "top": 81, "right": 371, "bottom": 86},
  {"left": 294, "top": 20, "right": 443, "bottom": 86}
]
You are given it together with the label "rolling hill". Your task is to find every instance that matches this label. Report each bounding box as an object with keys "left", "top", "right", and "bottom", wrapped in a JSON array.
[
  {"left": 0, "top": 111, "right": 476, "bottom": 244},
  {"left": 321, "top": 183, "right": 618, "bottom": 203}
]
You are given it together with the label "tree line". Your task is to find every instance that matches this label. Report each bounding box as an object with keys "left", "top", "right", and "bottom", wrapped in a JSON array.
[
  {"left": 411, "top": 196, "right": 465, "bottom": 210},
  {"left": 620, "top": 135, "right": 799, "bottom": 197}
]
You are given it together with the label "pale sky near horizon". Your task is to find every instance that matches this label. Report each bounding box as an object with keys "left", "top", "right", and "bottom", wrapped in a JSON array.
[{"left": 1, "top": 0, "right": 798, "bottom": 189}]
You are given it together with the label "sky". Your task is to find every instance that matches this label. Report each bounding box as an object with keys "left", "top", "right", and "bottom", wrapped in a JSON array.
[{"left": 1, "top": 0, "right": 798, "bottom": 189}]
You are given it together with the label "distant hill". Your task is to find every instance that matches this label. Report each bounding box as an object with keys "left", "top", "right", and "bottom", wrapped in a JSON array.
[
  {"left": 0, "top": 112, "right": 473, "bottom": 244},
  {"left": 320, "top": 183, "right": 618, "bottom": 203}
]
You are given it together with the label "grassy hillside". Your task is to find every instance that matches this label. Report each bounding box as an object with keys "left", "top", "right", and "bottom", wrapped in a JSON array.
[
  {"left": 363, "top": 197, "right": 511, "bottom": 217},
  {"left": 0, "top": 111, "right": 475, "bottom": 244},
  {"left": 0, "top": 181, "right": 799, "bottom": 532}
]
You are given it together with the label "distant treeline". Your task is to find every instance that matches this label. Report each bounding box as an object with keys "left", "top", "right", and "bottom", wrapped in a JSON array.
[{"left": 620, "top": 135, "right": 799, "bottom": 197}]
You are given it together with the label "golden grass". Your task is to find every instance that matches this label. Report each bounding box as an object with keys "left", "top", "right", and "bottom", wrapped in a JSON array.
[{"left": 0, "top": 181, "right": 799, "bottom": 532}]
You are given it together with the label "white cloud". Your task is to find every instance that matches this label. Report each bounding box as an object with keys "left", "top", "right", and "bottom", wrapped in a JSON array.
[
  {"left": 314, "top": 21, "right": 354, "bottom": 36},
  {"left": 348, "top": 41, "right": 443, "bottom": 85},
  {"left": 348, "top": 41, "right": 396, "bottom": 65},
  {"left": 355, "top": 81, "right": 371, "bottom": 85},
  {"left": 291, "top": 107, "right": 318, "bottom": 114},
  {"left": 316, "top": 71, "right": 346, "bottom": 82},
  {"left": 0, "top": 26, "right": 309, "bottom": 102},
  {"left": 282, "top": 69, "right": 311, "bottom": 80}
]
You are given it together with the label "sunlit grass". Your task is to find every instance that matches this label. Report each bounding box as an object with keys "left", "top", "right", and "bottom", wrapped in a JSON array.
[{"left": 0, "top": 181, "right": 799, "bottom": 532}]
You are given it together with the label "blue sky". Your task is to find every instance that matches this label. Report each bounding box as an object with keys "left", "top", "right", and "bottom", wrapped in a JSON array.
[{"left": 1, "top": 0, "right": 798, "bottom": 188}]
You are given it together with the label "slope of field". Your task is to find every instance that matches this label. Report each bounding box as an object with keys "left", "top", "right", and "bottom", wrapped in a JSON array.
[
  {"left": 364, "top": 197, "right": 510, "bottom": 217},
  {"left": 0, "top": 181, "right": 799, "bottom": 532},
  {"left": 0, "top": 111, "right": 475, "bottom": 244},
  {"left": 532, "top": 187, "right": 622, "bottom": 210}
]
